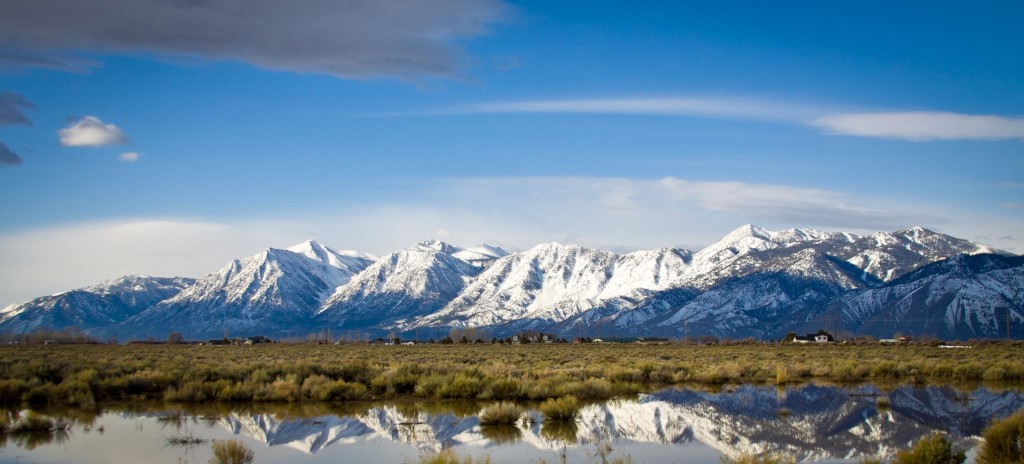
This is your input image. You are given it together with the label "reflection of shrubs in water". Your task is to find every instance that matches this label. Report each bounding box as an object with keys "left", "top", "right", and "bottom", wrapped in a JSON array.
[
  {"left": 892, "top": 433, "right": 965, "bottom": 464},
  {"left": 479, "top": 424, "right": 521, "bottom": 444},
  {"left": 540, "top": 420, "right": 578, "bottom": 444},
  {"left": 587, "top": 442, "right": 634, "bottom": 464},
  {"left": 416, "top": 449, "right": 493, "bottom": 464},
  {"left": 875, "top": 396, "right": 890, "bottom": 410},
  {"left": 976, "top": 408, "right": 1024, "bottom": 464},
  {"left": 720, "top": 453, "right": 795, "bottom": 464},
  {"left": 209, "top": 439, "right": 255, "bottom": 464},
  {"left": 166, "top": 433, "right": 207, "bottom": 447},
  {"left": 157, "top": 409, "right": 189, "bottom": 429},
  {"left": 0, "top": 411, "right": 71, "bottom": 450}
]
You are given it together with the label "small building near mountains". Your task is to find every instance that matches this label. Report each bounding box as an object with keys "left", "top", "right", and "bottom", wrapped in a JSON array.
[
  {"left": 792, "top": 332, "right": 834, "bottom": 343},
  {"left": 511, "top": 331, "right": 557, "bottom": 345}
]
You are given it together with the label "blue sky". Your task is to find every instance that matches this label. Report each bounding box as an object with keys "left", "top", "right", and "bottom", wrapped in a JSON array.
[{"left": 0, "top": 0, "right": 1022, "bottom": 305}]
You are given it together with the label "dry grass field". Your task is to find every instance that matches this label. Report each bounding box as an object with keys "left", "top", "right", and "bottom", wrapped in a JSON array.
[{"left": 1, "top": 342, "right": 1022, "bottom": 406}]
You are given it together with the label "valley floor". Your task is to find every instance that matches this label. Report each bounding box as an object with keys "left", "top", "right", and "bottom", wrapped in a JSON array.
[{"left": 2, "top": 342, "right": 1023, "bottom": 406}]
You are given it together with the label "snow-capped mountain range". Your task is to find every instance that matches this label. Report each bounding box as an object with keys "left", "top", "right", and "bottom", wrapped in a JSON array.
[{"left": 0, "top": 225, "right": 1019, "bottom": 340}]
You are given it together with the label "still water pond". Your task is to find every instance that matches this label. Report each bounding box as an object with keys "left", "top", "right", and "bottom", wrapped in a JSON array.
[{"left": 2, "top": 383, "right": 1023, "bottom": 463}]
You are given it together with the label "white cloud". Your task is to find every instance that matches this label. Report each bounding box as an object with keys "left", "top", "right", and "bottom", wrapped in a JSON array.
[
  {"left": 58, "top": 116, "right": 128, "bottom": 147},
  {"left": 653, "top": 178, "right": 919, "bottom": 227},
  {"left": 810, "top": 111, "right": 1024, "bottom": 141},
  {"left": 119, "top": 152, "right": 141, "bottom": 162},
  {"left": 432, "top": 96, "right": 1024, "bottom": 143},
  {"left": 0, "top": 219, "right": 295, "bottom": 307},
  {"left": 446, "top": 97, "right": 820, "bottom": 121}
]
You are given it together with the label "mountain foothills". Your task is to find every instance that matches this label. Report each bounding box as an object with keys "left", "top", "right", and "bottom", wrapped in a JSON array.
[{"left": 1, "top": 226, "right": 1020, "bottom": 341}]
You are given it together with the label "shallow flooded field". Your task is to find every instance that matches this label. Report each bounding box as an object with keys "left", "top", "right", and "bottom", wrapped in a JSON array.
[{"left": 2, "top": 383, "right": 1022, "bottom": 463}]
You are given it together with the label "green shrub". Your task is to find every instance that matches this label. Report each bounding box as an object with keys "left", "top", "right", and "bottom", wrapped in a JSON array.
[
  {"left": 371, "top": 371, "right": 419, "bottom": 396},
  {"left": 55, "top": 380, "right": 95, "bottom": 407},
  {"left": 871, "top": 361, "right": 902, "bottom": 378},
  {"left": 414, "top": 374, "right": 452, "bottom": 398},
  {"left": 484, "top": 378, "right": 525, "bottom": 400},
  {"left": 975, "top": 409, "right": 1024, "bottom": 464},
  {"left": 479, "top": 402, "right": 524, "bottom": 425},
  {"left": 893, "top": 434, "right": 965, "bottom": 464},
  {"left": 775, "top": 366, "right": 790, "bottom": 385},
  {"left": 561, "top": 378, "right": 613, "bottom": 400},
  {"left": 442, "top": 375, "right": 483, "bottom": 399},
  {"left": 540, "top": 395, "right": 580, "bottom": 422},
  {"left": 0, "top": 380, "right": 28, "bottom": 404},
  {"left": 255, "top": 378, "right": 300, "bottom": 402},
  {"left": 165, "top": 381, "right": 215, "bottom": 402},
  {"left": 218, "top": 381, "right": 255, "bottom": 402},
  {"left": 24, "top": 383, "right": 55, "bottom": 405}
]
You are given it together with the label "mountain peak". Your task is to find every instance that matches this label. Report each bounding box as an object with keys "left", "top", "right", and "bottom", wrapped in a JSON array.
[
  {"left": 728, "top": 224, "right": 774, "bottom": 240},
  {"left": 412, "top": 239, "right": 463, "bottom": 255},
  {"left": 893, "top": 226, "right": 943, "bottom": 245},
  {"left": 287, "top": 239, "right": 325, "bottom": 252}
]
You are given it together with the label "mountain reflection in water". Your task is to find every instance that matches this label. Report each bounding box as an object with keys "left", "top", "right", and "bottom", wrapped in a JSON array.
[
  {"left": 2, "top": 384, "right": 1022, "bottom": 463},
  {"left": 212, "top": 384, "right": 1024, "bottom": 459}
]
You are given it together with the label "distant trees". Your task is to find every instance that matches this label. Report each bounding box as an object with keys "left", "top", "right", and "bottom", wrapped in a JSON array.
[
  {"left": 167, "top": 332, "right": 184, "bottom": 344},
  {"left": 448, "top": 327, "right": 492, "bottom": 343},
  {"left": 0, "top": 327, "right": 100, "bottom": 345}
]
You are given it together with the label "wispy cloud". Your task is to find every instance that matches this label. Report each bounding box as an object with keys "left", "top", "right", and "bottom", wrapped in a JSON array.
[
  {"left": 0, "top": 141, "right": 23, "bottom": 166},
  {"left": 992, "top": 182, "right": 1024, "bottom": 190},
  {"left": 119, "top": 152, "right": 141, "bottom": 163},
  {"left": 653, "top": 178, "right": 922, "bottom": 228},
  {"left": 0, "top": 92, "right": 35, "bottom": 127},
  {"left": 0, "top": 0, "right": 508, "bottom": 79},
  {"left": 0, "top": 52, "right": 98, "bottom": 74},
  {"left": 434, "top": 96, "right": 1024, "bottom": 143},
  {"left": 811, "top": 111, "right": 1024, "bottom": 141},
  {"left": 58, "top": 116, "right": 128, "bottom": 147},
  {"left": 448, "top": 97, "right": 821, "bottom": 121},
  {"left": 0, "top": 219, "right": 280, "bottom": 307}
]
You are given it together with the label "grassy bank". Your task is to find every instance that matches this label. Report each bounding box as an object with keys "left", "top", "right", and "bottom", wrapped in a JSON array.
[{"left": 1, "top": 342, "right": 1022, "bottom": 406}]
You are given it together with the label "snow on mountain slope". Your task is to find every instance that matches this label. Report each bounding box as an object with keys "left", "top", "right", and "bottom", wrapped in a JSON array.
[
  {"left": 114, "top": 241, "right": 374, "bottom": 339},
  {"left": 287, "top": 240, "right": 378, "bottom": 275},
  {"left": 403, "top": 225, "right": 1004, "bottom": 338},
  {"left": 405, "top": 244, "right": 699, "bottom": 333},
  {"left": 640, "top": 248, "right": 872, "bottom": 337},
  {"left": 404, "top": 243, "right": 620, "bottom": 331},
  {"left": 314, "top": 240, "right": 482, "bottom": 331},
  {"left": 0, "top": 275, "right": 195, "bottom": 334},
  {"left": 3, "top": 225, "right": 1010, "bottom": 340},
  {"left": 687, "top": 224, "right": 859, "bottom": 278},
  {"left": 819, "top": 254, "right": 1024, "bottom": 339},
  {"left": 830, "top": 226, "right": 1004, "bottom": 282},
  {"left": 453, "top": 243, "right": 509, "bottom": 266}
]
